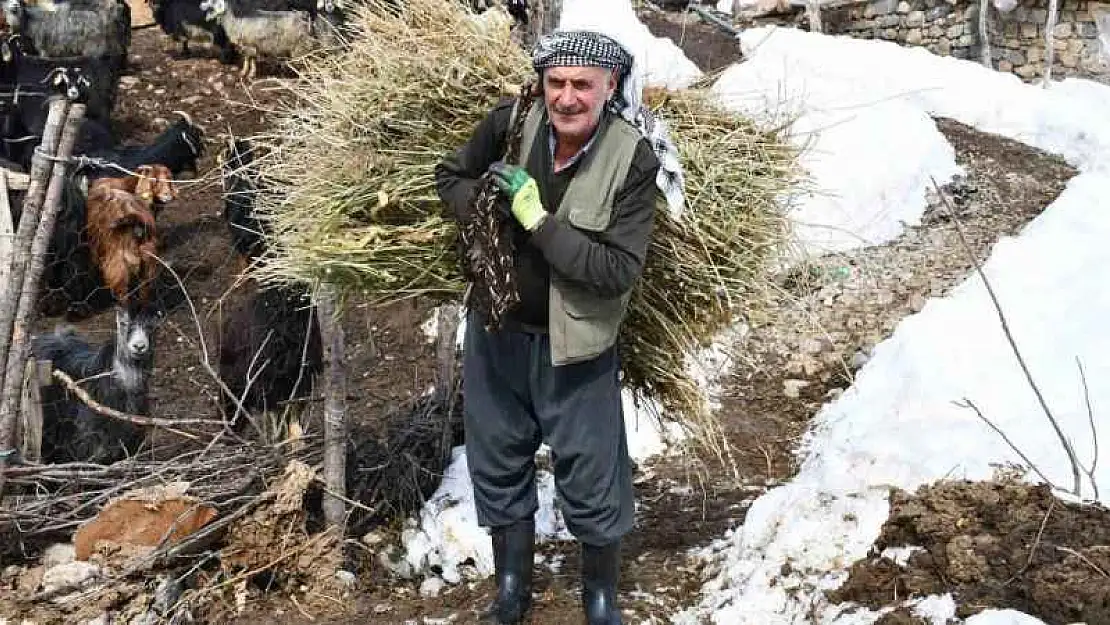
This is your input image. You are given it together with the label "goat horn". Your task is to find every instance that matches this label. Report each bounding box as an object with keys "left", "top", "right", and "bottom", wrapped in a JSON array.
[{"left": 172, "top": 110, "right": 194, "bottom": 126}]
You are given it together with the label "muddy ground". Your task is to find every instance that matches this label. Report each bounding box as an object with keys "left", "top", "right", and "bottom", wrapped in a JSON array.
[
  {"left": 829, "top": 480, "right": 1110, "bottom": 625},
  {"left": 0, "top": 5, "right": 1090, "bottom": 625}
]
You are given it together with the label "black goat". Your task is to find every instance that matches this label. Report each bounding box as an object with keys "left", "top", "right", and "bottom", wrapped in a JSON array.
[
  {"left": 218, "top": 280, "right": 322, "bottom": 433},
  {"left": 33, "top": 303, "right": 161, "bottom": 464},
  {"left": 219, "top": 137, "right": 265, "bottom": 262},
  {"left": 82, "top": 111, "right": 206, "bottom": 178},
  {"left": 151, "top": 0, "right": 236, "bottom": 62}
]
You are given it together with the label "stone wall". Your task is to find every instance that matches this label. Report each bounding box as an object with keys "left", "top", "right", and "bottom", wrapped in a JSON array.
[{"left": 821, "top": 0, "right": 1110, "bottom": 82}]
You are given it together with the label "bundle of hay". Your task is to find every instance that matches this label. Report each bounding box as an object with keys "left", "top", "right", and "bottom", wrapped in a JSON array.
[{"left": 252, "top": 0, "right": 797, "bottom": 453}]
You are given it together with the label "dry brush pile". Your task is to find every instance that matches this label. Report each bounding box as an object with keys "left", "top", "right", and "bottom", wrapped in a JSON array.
[{"left": 250, "top": 0, "right": 800, "bottom": 455}]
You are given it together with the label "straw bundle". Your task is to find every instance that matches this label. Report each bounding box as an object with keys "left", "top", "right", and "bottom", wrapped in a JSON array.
[{"left": 252, "top": 0, "right": 797, "bottom": 451}]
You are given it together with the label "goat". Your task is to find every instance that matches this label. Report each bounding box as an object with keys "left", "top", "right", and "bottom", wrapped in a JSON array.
[
  {"left": 84, "top": 176, "right": 159, "bottom": 307},
  {"left": 33, "top": 303, "right": 161, "bottom": 464},
  {"left": 37, "top": 167, "right": 167, "bottom": 320},
  {"left": 93, "top": 163, "right": 177, "bottom": 210},
  {"left": 84, "top": 111, "right": 205, "bottom": 178},
  {"left": 218, "top": 138, "right": 265, "bottom": 265},
  {"left": 0, "top": 56, "right": 117, "bottom": 167},
  {"left": 2, "top": 0, "right": 131, "bottom": 65},
  {"left": 149, "top": 0, "right": 235, "bottom": 62},
  {"left": 201, "top": 0, "right": 341, "bottom": 79},
  {"left": 219, "top": 280, "right": 322, "bottom": 435}
]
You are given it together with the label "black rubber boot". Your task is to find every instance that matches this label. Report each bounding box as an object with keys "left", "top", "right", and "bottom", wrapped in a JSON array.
[
  {"left": 482, "top": 517, "right": 534, "bottom": 624},
  {"left": 581, "top": 540, "right": 622, "bottom": 625}
]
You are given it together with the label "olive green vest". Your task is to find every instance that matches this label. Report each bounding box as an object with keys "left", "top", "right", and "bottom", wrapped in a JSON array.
[{"left": 512, "top": 100, "right": 643, "bottom": 366}]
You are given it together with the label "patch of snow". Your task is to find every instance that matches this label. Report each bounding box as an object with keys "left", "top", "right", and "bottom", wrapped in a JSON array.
[
  {"left": 559, "top": 0, "right": 703, "bottom": 91},
  {"left": 964, "top": 610, "right": 1050, "bottom": 625},
  {"left": 879, "top": 545, "right": 923, "bottom": 567},
  {"left": 681, "top": 27, "right": 1110, "bottom": 625},
  {"left": 908, "top": 594, "right": 957, "bottom": 624}
]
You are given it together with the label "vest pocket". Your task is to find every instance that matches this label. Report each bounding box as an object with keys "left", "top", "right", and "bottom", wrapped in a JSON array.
[
  {"left": 565, "top": 202, "right": 611, "bottom": 232},
  {"left": 555, "top": 280, "right": 623, "bottom": 357}
]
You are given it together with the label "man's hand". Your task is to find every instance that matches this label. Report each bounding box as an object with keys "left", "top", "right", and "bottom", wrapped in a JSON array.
[{"left": 489, "top": 161, "right": 546, "bottom": 231}]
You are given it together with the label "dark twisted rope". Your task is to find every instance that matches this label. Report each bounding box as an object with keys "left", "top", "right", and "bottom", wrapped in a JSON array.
[{"left": 457, "top": 82, "right": 537, "bottom": 330}]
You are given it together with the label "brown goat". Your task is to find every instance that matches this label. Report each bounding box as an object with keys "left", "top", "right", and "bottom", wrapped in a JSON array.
[
  {"left": 93, "top": 165, "right": 177, "bottom": 208},
  {"left": 85, "top": 180, "right": 159, "bottom": 306}
]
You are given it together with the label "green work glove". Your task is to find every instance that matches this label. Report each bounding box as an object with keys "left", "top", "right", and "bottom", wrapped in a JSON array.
[{"left": 489, "top": 161, "right": 546, "bottom": 231}]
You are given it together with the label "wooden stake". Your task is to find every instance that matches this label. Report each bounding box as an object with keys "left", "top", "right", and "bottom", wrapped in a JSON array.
[
  {"left": 0, "top": 98, "right": 68, "bottom": 392},
  {"left": 0, "top": 102, "right": 85, "bottom": 497},
  {"left": 17, "top": 359, "right": 48, "bottom": 464},
  {"left": 315, "top": 282, "right": 348, "bottom": 530}
]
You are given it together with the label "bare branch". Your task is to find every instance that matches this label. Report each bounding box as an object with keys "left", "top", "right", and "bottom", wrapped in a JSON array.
[
  {"left": 1055, "top": 545, "right": 1110, "bottom": 578},
  {"left": 954, "top": 398, "right": 1059, "bottom": 491},
  {"left": 1004, "top": 497, "right": 1055, "bottom": 585},
  {"left": 51, "top": 369, "right": 225, "bottom": 432},
  {"left": 932, "top": 176, "right": 1083, "bottom": 497},
  {"left": 1076, "top": 357, "right": 1100, "bottom": 500}
]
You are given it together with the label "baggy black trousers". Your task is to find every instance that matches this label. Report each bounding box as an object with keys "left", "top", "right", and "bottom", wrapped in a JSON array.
[{"left": 462, "top": 310, "right": 634, "bottom": 546}]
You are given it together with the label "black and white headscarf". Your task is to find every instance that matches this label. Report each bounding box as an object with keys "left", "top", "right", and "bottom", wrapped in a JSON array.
[{"left": 532, "top": 30, "right": 686, "bottom": 217}]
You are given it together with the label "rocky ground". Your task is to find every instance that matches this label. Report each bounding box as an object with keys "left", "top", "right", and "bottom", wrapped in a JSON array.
[{"left": 0, "top": 6, "right": 1096, "bottom": 625}]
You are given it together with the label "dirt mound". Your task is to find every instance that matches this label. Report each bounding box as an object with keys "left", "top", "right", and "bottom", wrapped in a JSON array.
[{"left": 829, "top": 479, "right": 1110, "bottom": 624}]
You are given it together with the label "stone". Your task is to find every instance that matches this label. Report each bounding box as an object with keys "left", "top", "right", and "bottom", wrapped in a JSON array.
[
  {"left": 783, "top": 379, "right": 810, "bottom": 399},
  {"left": 41, "top": 562, "right": 100, "bottom": 595},
  {"left": 929, "top": 24, "right": 944, "bottom": 37},
  {"left": 1032, "top": 8, "right": 1047, "bottom": 21},
  {"left": 906, "top": 9, "right": 925, "bottom": 24},
  {"left": 1053, "top": 38, "right": 1069, "bottom": 51},
  {"left": 1003, "top": 22, "right": 1018, "bottom": 37},
  {"left": 957, "top": 33, "right": 975, "bottom": 46},
  {"left": 906, "top": 28, "right": 925, "bottom": 44},
  {"left": 937, "top": 38, "right": 952, "bottom": 54},
  {"left": 335, "top": 570, "right": 357, "bottom": 588},
  {"left": 883, "top": 27, "right": 900, "bottom": 38},
  {"left": 1078, "top": 22, "right": 1099, "bottom": 37},
  {"left": 947, "top": 23, "right": 963, "bottom": 37},
  {"left": 1067, "top": 38, "right": 1087, "bottom": 53},
  {"left": 1005, "top": 49, "right": 1027, "bottom": 65},
  {"left": 1020, "top": 23, "right": 1038, "bottom": 39},
  {"left": 419, "top": 576, "right": 446, "bottom": 598},
  {"left": 1015, "top": 63, "right": 1040, "bottom": 78},
  {"left": 926, "top": 6, "right": 949, "bottom": 19},
  {"left": 897, "top": 0, "right": 911, "bottom": 12},
  {"left": 998, "top": 59, "right": 1015, "bottom": 72},
  {"left": 879, "top": 14, "right": 901, "bottom": 26},
  {"left": 1029, "top": 45, "right": 1045, "bottom": 61},
  {"left": 1060, "top": 51, "right": 1080, "bottom": 67}
]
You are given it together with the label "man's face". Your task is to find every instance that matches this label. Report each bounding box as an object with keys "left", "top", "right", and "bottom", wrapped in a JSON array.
[{"left": 542, "top": 65, "right": 617, "bottom": 144}]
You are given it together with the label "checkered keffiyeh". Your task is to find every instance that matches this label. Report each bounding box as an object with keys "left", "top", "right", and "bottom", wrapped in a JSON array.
[{"left": 532, "top": 30, "right": 686, "bottom": 217}]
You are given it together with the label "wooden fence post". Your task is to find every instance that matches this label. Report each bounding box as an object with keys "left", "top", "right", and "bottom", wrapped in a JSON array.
[
  {"left": 315, "top": 283, "right": 348, "bottom": 530},
  {"left": 17, "top": 359, "right": 49, "bottom": 464}
]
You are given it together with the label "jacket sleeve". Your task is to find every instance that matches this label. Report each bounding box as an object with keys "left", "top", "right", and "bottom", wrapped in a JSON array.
[
  {"left": 434, "top": 98, "right": 514, "bottom": 221},
  {"left": 529, "top": 140, "right": 660, "bottom": 299}
]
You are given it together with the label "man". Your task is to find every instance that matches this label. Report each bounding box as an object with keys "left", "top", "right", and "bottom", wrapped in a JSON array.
[{"left": 435, "top": 30, "right": 679, "bottom": 625}]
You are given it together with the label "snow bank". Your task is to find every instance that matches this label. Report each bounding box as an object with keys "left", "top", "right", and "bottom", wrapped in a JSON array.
[
  {"left": 680, "top": 26, "right": 1110, "bottom": 625},
  {"left": 713, "top": 26, "right": 1110, "bottom": 258},
  {"left": 396, "top": 401, "right": 680, "bottom": 583},
  {"left": 559, "top": 0, "right": 703, "bottom": 91}
]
